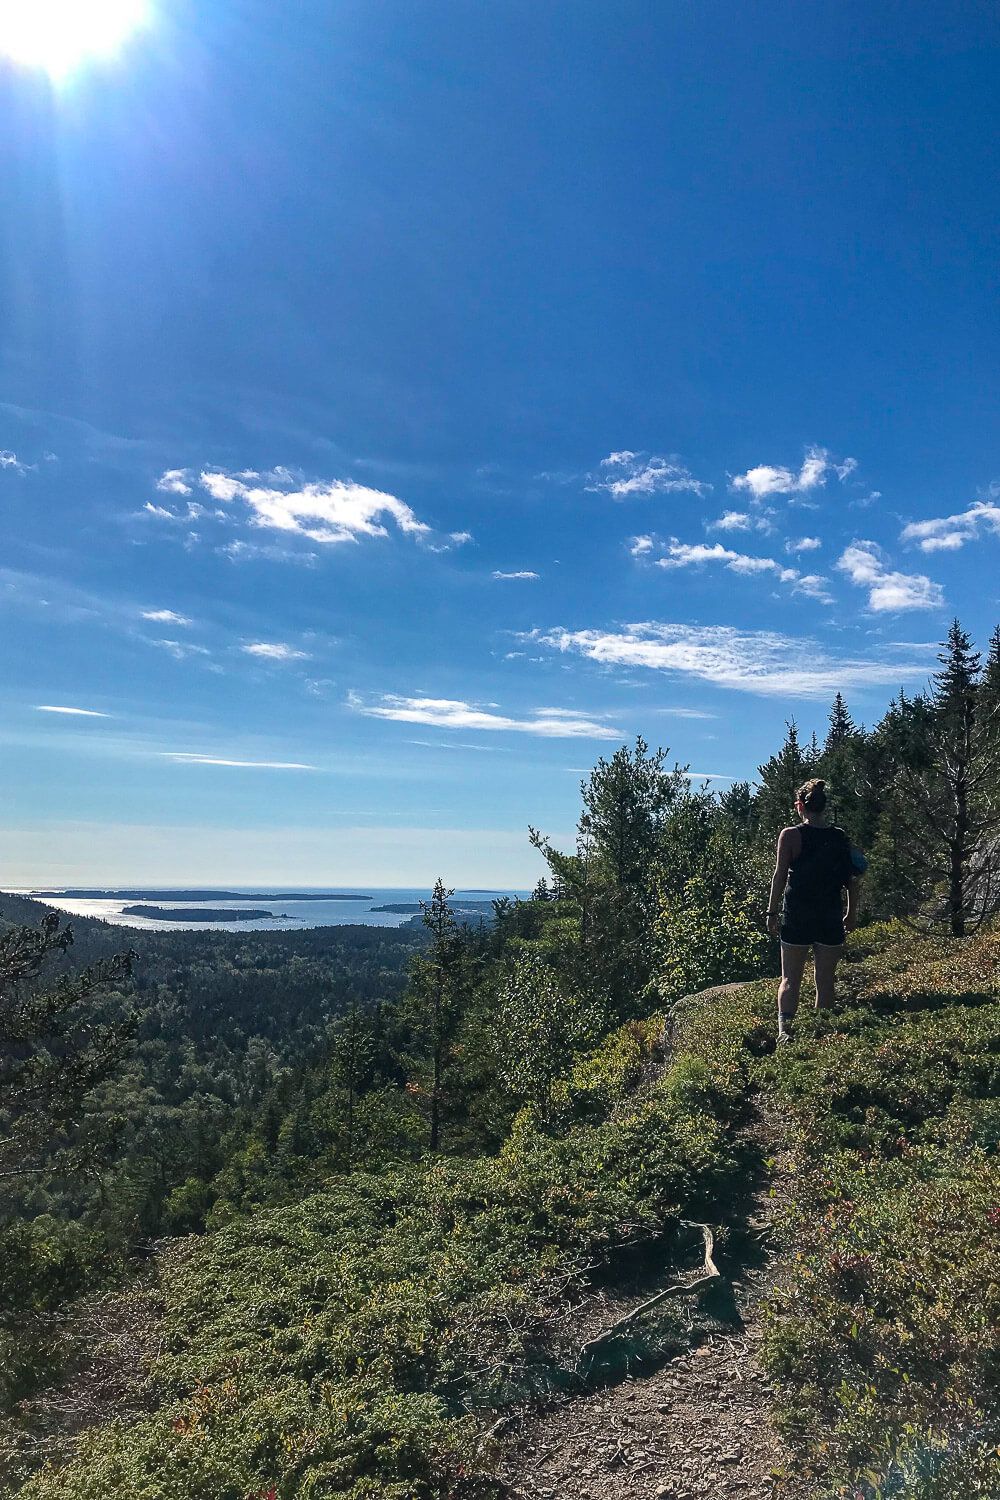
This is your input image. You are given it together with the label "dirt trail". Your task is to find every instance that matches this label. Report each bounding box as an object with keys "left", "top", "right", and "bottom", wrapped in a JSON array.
[{"left": 499, "top": 984, "right": 797, "bottom": 1500}]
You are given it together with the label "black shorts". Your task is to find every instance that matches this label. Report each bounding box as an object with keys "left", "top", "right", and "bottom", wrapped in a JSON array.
[{"left": 780, "top": 913, "right": 846, "bottom": 948}]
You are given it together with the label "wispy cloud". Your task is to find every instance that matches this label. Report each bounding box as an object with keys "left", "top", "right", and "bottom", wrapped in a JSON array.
[
  {"left": 242, "top": 641, "right": 311, "bottom": 662},
  {"left": 730, "top": 446, "right": 856, "bottom": 501},
  {"left": 197, "top": 468, "right": 430, "bottom": 545},
  {"left": 141, "top": 608, "right": 193, "bottom": 625},
  {"left": 350, "top": 692, "right": 622, "bottom": 739},
  {"left": 493, "top": 569, "right": 540, "bottom": 580},
  {"left": 147, "top": 639, "right": 212, "bottom": 661},
  {"left": 35, "top": 704, "right": 110, "bottom": 717},
  {"left": 219, "top": 540, "right": 319, "bottom": 566},
  {"left": 706, "top": 509, "right": 773, "bottom": 533},
  {"left": 1, "top": 450, "right": 29, "bottom": 474},
  {"left": 160, "top": 753, "right": 317, "bottom": 769},
  {"left": 532, "top": 622, "right": 931, "bottom": 699},
  {"left": 900, "top": 499, "right": 1000, "bottom": 554},
  {"left": 837, "top": 541, "right": 945, "bottom": 612},
  {"left": 156, "top": 469, "right": 193, "bottom": 495},
  {"left": 642, "top": 539, "right": 833, "bottom": 602},
  {"left": 590, "top": 451, "right": 710, "bottom": 499}
]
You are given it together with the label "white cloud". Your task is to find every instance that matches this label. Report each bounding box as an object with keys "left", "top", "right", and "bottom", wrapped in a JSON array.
[
  {"left": 786, "top": 536, "right": 822, "bottom": 553},
  {"left": 351, "top": 693, "right": 622, "bottom": 739},
  {"left": 900, "top": 500, "right": 1000, "bottom": 554},
  {"left": 449, "top": 531, "right": 474, "bottom": 546},
  {"left": 156, "top": 468, "right": 193, "bottom": 495},
  {"left": 654, "top": 540, "right": 821, "bottom": 592},
  {"left": 591, "top": 451, "right": 710, "bottom": 499},
  {"left": 836, "top": 541, "right": 945, "bottom": 612},
  {"left": 793, "top": 574, "right": 834, "bottom": 604},
  {"left": 493, "top": 569, "right": 540, "bottom": 580},
  {"left": 144, "top": 502, "right": 177, "bottom": 519},
  {"left": 197, "top": 468, "right": 431, "bottom": 545},
  {"left": 219, "top": 540, "right": 318, "bottom": 567},
  {"left": 148, "top": 639, "right": 212, "bottom": 661},
  {"left": 730, "top": 445, "right": 855, "bottom": 501},
  {"left": 35, "top": 704, "right": 110, "bottom": 717},
  {"left": 1, "top": 450, "right": 28, "bottom": 474},
  {"left": 629, "top": 535, "right": 656, "bottom": 557},
  {"left": 708, "top": 510, "right": 753, "bottom": 532},
  {"left": 533, "top": 622, "right": 930, "bottom": 699},
  {"left": 141, "top": 608, "right": 192, "bottom": 625},
  {"left": 242, "top": 642, "right": 311, "bottom": 662},
  {"left": 160, "top": 753, "right": 317, "bottom": 769}
]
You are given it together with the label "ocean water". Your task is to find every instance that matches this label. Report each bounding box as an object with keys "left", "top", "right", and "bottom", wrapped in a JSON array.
[{"left": 16, "top": 887, "right": 529, "bottom": 933}]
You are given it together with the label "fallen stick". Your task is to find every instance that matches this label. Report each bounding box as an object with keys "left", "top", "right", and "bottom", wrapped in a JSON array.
[{"left": 576, "top": 1222, "right": 720, "bottom": 1365}]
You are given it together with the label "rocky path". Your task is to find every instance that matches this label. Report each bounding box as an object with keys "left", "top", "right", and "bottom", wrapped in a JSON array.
[{"left": 499, "top": 985, "right": 799, "bottom": 1500}]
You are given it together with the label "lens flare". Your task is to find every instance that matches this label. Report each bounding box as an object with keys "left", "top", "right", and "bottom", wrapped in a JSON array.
[{"left": 0, "top": 0, "right": 148, "bottom": 80}]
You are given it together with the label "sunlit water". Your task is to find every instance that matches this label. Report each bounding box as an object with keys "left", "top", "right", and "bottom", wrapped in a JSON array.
[{"left": 11, "top": 887, "right": 528, "bottom": 933}]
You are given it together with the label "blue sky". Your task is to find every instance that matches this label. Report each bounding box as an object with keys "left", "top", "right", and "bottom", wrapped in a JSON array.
[{"left": 2, "top": 1, "right": 999, "bottom": 885}]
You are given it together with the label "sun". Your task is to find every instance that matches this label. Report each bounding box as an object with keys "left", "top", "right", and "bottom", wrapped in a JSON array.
[{"left": 0, "top": 0, "right": 148, "bottom": 81}]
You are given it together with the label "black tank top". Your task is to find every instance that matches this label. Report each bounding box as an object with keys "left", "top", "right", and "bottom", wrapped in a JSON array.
[{"left": 783, "top": 825, "right": 852, "bottom": 923}]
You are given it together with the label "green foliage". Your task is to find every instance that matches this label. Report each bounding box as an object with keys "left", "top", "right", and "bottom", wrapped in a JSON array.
[
  {"left": 15, "top": 1012, "right": 741, "bottom": 1499},
  {"left": 654, "top": 875, "right": 770, "bottom": 1002},
  {"left": 758, "top": 923, "right": 1000, "bottom": 1498},
  {"left": 490, "top": 952, "right": 604, "bottom": 1127}
]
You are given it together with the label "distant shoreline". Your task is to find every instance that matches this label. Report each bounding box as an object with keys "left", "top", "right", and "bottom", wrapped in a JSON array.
[{"left": 29, "top": 889, "right": 374, "bottom": 902}]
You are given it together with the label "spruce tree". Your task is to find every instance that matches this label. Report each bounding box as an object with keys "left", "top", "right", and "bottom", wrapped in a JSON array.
[
  {"left": 879, "top": 621, "right": 1000, "bottom": 935},
  {"left": 401, "top": 881, "right": 474, "bottom": 1149},
  {"left": 754, "top": 720, "right": 816, "bottom": 840},
  {"left": 825, "top": 692, "right": 856, "bottom": 751}
]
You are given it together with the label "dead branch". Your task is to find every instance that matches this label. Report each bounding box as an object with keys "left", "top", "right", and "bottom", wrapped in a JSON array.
[{"left": 575, "top": 1221, "right": 720, "bottom": 1366}]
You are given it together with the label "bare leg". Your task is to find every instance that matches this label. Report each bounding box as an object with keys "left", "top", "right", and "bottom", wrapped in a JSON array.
[
  {"left": 813, "top": 943, "right": 843, "bottom": 1011},
  {"left": 777, "top": 944, "right": 809, "bottom": 1038}
]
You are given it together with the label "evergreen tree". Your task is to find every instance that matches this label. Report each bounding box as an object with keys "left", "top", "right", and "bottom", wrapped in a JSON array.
[
  {"left": 401, "top": 881, "right": 474, "bottom": 1149},
  {"left": 825, "top": 692, "right": 856, "bottom": 751},
  {"left": 879, "top": 621, "right": 1000, "bottom": 935},
  {"left": 531, "top": 737, "right": 687, "bottom": 1016},
  {"left": 754, "top": 721, "right": 816, "bottom": 840}
]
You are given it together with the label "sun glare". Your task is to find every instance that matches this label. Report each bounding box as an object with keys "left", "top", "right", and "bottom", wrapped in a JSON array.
[{"left": 0, "top": 0, "right": 148, "bottom": 80}]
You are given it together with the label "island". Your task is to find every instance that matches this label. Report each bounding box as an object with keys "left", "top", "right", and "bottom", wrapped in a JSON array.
[
  {"left": 120, "top": 905, "right": 287, "bottom": 922},
  {"left": 31, "top": 889, "right": 373, "bottom": 902},
  {"left": 370, "top": 900, "right": 497, "bottom": 915}
]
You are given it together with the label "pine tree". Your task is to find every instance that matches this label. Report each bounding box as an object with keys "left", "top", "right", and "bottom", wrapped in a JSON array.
[
  {"left": 530, "top": 737, "right": 687, "bottom": 1016},
  {"left": 825, "top": 692, "right": 856, "bottom": 751},
  {"left": 754, "top": 721, "right": 816, "bottom": 840},
  {"left": 880, "top": 621, "right": 1000, "bottom": 935},
  {"left": 401, "top": 881, "right": 474, "bottom": 1150}
]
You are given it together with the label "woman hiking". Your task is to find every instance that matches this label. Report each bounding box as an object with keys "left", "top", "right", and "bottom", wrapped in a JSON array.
[{"left": 767, "top": 777, "right": 860, "bottom": 1042}]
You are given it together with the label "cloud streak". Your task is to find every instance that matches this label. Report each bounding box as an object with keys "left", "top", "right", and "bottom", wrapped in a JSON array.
[
  {"left": 532, "top": 622, "right": 932, "bottom": 699},
  {"left": 160, "top": 753, "right": 317, "bottom": 769},
  {"left": 35, "top": 704, "right": 110, "bottom": 717},
  {"left": 350, "top": 693, "right": 622, "bottom": 739},
  {"left": 638, "top": 538, "right": 834, "bottom": 603},
  {"left": 142, "top": 608, "right": 192, "bottom": 625},
  {"left": 242, "top": 642, "right": 311, "bottom": 662},
  {"left": 900, "top": 499, "right": 1000, "bottom": 554}
]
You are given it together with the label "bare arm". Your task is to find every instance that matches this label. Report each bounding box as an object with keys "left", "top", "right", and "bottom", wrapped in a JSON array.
[
  {"left": 767, "top": 828, "right": 797, "bottom": 937},
  {"left": 845, "top": 875, "right": 862, "bottom": 933}
]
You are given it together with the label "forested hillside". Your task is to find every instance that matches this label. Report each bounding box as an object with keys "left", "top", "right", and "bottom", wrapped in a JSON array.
[{"left": 2, "top": 621, "right": 999, "bottom": 1498}]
